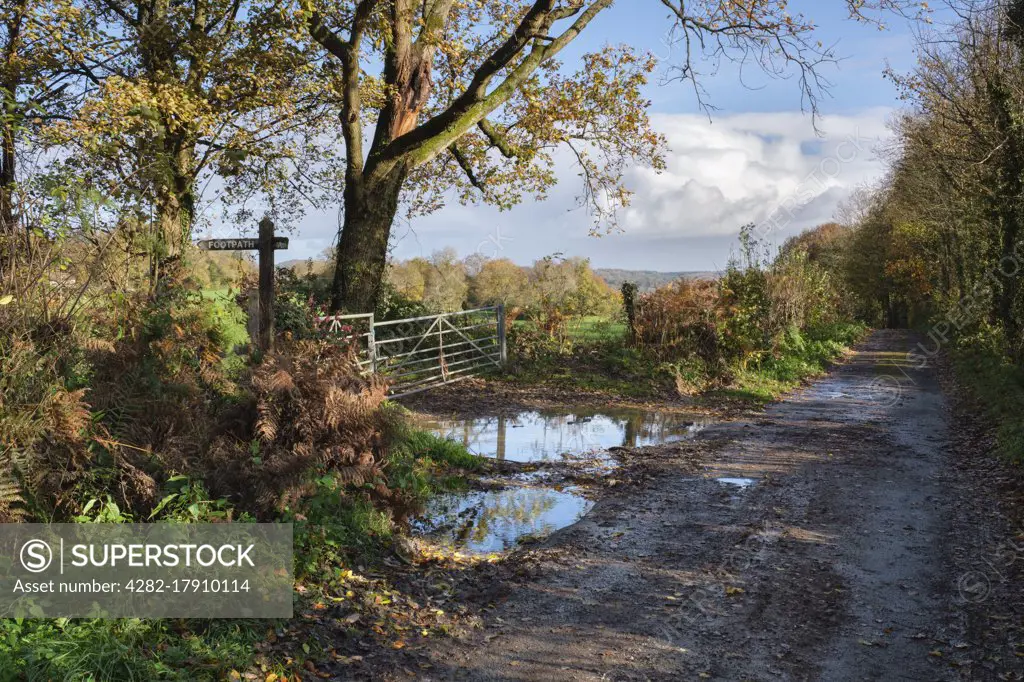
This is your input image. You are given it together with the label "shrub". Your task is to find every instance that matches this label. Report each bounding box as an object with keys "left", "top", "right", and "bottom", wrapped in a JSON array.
[
  {"left": 507, "top": 322, "right": 569, "bottom": 364},
  {"left": 0, "top": 333, "right": 95, "bottom": 521},
  {"left": 273, "top": 267, "right": 331, "bottom": 339},
  {"left": 275, "top": 290, "right": 322, "bottom": 339},
  {"left": 137, "top": 281, "right": 239, "bottom": 391},
  {"left": 953, "top": 319, "right": 1006, "bottom": 356},
  {"left": 376, "top": 280, "right": 432, "bottom": 321},
  {"left": 767, "top": 248, "right": 839, "bottom": 332},
  {"left": 718, "top": 264, "right": 772, "bottom": 364},
  {"left": 632, "top": 278, "right": 723, "bottom": 365},
  {"left": 522, "top": 256, "right": 621, "bottom": 341},
  {"left": 202, "top": 339, "right": 401, "bottom": 516}
]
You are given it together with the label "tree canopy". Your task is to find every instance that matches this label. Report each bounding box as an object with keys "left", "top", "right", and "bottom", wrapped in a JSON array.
[
  {"left": 1, "top": 0, "right": 923, "bottom": 306},
  {"left": 833, "top": 0, "right": 1024, "bottom": 353}
]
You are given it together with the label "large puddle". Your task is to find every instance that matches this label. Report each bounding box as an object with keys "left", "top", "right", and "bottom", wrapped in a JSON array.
[
  {"left": 413, "top": 488, "right": 593, "bottom": 554},
  {"left": 421, "top": 408, "right": 710, "bottom": 463},
  {"left": 415, "top": 408, "right": 710, "bottom": 553}
]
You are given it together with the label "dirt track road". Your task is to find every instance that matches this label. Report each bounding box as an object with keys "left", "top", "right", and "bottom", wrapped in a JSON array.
[{"left": 404, "top": 330, "right": 1022, "bottom": 681}]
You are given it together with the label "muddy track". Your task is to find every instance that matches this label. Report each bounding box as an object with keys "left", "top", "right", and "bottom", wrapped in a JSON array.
[{"left": 387, "top": 330, "right": 1023, "bottom": 681}]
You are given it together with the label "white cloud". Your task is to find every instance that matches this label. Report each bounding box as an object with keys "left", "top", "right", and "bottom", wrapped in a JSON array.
[
  {"left": 619, "top": 109, "right": 893, "bottom": 238},
  {"left": 286, "top": 108, "right": 894, "bottom": 270}
]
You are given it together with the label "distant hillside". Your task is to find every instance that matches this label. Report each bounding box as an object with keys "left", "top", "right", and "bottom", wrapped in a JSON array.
[
  {"left": 278, "top": 258, "right": 330, "bottom": 276},
  {"left": 594, "top": 269, "right": 719, "bottom": 292},
  {"left": 279, "top": 259, "right": 717, "bottom": 292}
]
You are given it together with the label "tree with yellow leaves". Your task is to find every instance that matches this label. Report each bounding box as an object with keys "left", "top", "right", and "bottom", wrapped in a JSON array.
[
  {"left": 47, "top": 0, "right": 329, "bottom": 286},
  {"left": 1, "top": 0, "right": 94, "bottom": 243},
  {"left": 302, "top": 0, "right": 924, "bottom": 312}
]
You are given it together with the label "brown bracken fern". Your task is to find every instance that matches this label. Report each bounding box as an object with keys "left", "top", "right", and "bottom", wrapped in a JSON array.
[{"left": 205, "top": 339, "right": 393, "bottom": 515}]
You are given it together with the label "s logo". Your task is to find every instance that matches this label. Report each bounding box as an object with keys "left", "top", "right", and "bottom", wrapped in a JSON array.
[{"left": 20, "top": 540, "right": 53, "bottom": 573}]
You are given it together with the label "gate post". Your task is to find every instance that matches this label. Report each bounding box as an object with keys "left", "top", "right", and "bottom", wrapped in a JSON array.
[
  {"left": 367, "top": 313, "right": 377, "bottom": 373},
  {"left": 622, "top": 281, "right": 638, "bottom": 346},
  {"left": 496, "top": 304, "right": 507, "bottom": 365}
]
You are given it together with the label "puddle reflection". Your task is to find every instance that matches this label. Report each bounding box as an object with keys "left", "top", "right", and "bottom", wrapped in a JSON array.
[
  {"left": 413, "top": 488, "right": 592, "bottom": 554},
  {"left": 716, "top": 477, "right": 756, "bottom": 488},
  {"left": 422, "top": 409, "right": 711, "bottom": 463}
]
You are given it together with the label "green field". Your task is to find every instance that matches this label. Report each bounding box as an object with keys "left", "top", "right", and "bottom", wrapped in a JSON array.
[{"left": 513, "top": 315, "right": 626, "bottom": 343}]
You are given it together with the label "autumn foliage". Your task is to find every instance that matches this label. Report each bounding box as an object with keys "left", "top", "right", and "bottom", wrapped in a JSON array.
[
  {"left": 204, "top": 340, "right": 398, "bottom": 516},
  {"left": 630, "top": 224, "right": 844, "bottom": 372},
  {"left": 632, "top": 278, "right": 722, "bottom": 363}
]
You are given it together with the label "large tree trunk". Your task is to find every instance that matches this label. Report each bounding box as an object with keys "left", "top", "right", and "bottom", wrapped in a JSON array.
[
  {"left": 1, "top": 0, "right": 26, "bottom": 244},
  {"left": 148, "top": 138, "right": 195, "bottom": 291},
  {"left": 327, "top": 1, "right": 440, "bottom": 314},
  {"left": 331, "top": 166, "right": 407, "bottom": 313},
  {"left": 0, "top": 106, "right": 16, "bottom": 283},
  {"left": 154, "top": 178, "right": 194, "bottom": 255},
  {"left": 0, "top": 115, "right": 14, "bottom": 235}
]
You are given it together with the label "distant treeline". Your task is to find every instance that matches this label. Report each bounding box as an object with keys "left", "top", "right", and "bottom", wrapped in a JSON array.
[
  {"left": 278, "top": 257, "right": 718, "bottom": 296},
  {"left": 593, "top": 269, "right": 720, "bottom": 292}
]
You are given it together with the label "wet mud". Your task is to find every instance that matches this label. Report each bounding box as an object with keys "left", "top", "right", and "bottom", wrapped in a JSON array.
[{"left": 377, "top": 330, "right": 1023, "bottom": 681}]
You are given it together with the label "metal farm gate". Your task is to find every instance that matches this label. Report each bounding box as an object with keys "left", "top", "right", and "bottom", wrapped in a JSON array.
[{"left": 318, "top": 306, "right": 507, "bottom": 398}]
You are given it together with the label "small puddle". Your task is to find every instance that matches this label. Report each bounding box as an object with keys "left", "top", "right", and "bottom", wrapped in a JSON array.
[
  {"left": 412, "top": 488, "right": 593, "bottom": 553},
  {"left": 716, "top": 477, "right": 756, "bottom": 488},
  {"left": 421, "top": 409, "right": 711, "bottom": 463}
]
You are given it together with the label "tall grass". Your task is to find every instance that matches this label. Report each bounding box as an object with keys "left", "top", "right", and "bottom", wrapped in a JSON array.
[
  {"left": 724, "top": 322, "right": 868, "bottom": 402},
  {"left": 0, "top": 618, "right": 267, "bottom": 682}
]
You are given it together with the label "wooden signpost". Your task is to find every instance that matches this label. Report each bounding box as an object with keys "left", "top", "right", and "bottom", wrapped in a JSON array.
[{"left": 198, "top": 217, "right": 287, "bottom": 351}]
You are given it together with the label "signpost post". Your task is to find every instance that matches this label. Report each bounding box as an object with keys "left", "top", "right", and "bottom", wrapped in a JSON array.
[{"left": 198, "top": 217, "right": 287, "bottom": 352}]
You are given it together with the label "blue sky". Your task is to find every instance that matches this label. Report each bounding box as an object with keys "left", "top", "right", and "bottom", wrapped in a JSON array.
[
  {"left": 258, "top": 2, "right": 924, "bottom": 271},
  {"left": 560, "top": 1, "right": 918, "bottom": 115}
]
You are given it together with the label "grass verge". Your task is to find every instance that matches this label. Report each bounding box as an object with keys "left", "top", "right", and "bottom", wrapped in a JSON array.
[
  {"left": 0, "top": 426, "right": 484, "bottom": 680},
  {"left": 952, "top": 346, "right": 1024, "bottom": 461},
  {"left": 718, "top": 322, "right": 868, "bottom": 404},
  {"left": 0, "top": 618, "right": 272, "bottom": 681},
  {"left": 506, "top": 321, "right": 868, "bottom": 405}
]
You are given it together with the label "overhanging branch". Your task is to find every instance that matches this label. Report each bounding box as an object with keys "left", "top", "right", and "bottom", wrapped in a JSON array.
[
  {"left": 372, "top": 0, "right": 612, "bottom": 170},
  {"left": 449, "top": 145, "right": 484, "bottom": 191},
  {"left": 308, "top": 12, "right": 351, "bottom": 65},
  {"left": 478, "top": 119, "right": 518, "bottom": 159}
]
